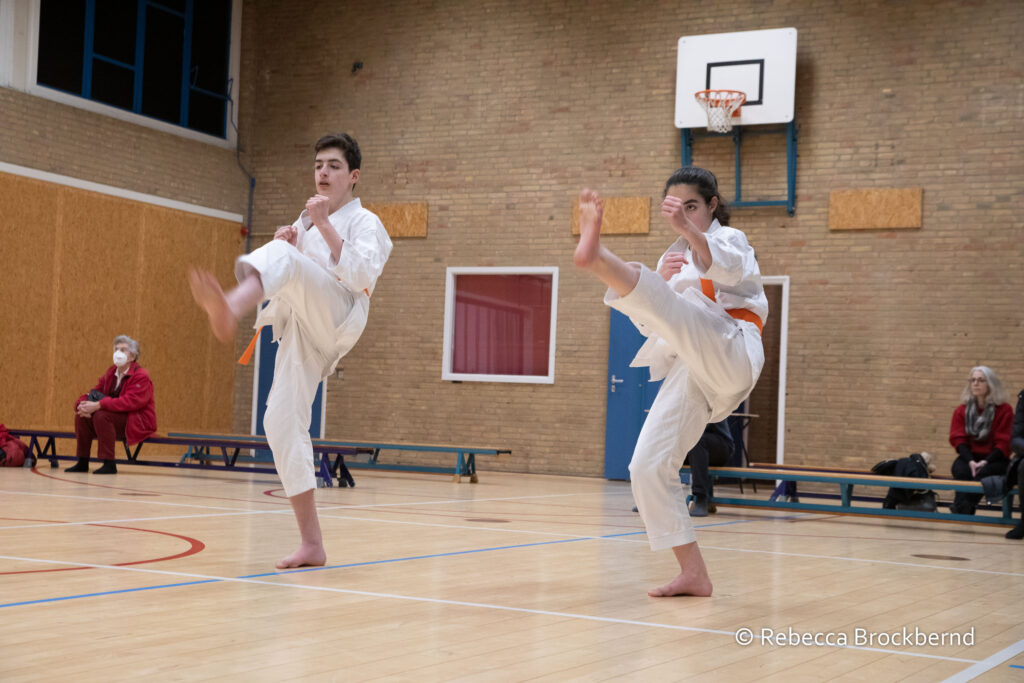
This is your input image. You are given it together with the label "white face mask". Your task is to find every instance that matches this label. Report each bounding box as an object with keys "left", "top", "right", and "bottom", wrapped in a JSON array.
[{"left": 113, "top": 350, "right": 129, "bottom": 367}]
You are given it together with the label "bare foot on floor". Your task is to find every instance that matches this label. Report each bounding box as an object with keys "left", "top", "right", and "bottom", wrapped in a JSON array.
[
  {"left": 188, "top": 268, "right": 237, "bottom": 343},
  {"left": 275, "top": 543, "right": 327, "bottom": 570},
  {"left": 648, "top": 572, "right": 713, "bottom": 598},
  {"left": 573, "top": 188, "right": 604, "bottom": 269}
]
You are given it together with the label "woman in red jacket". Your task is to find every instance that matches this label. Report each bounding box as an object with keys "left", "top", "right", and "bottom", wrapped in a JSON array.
[
  {"left": 67, "top": 335, "right": 157, "bottom": 474},
  {"left": 949, "top": 365, "right": 1012, "bottom": 514}
]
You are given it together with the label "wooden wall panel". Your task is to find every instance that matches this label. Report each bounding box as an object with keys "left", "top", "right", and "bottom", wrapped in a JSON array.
[
  {"left": 49, "top": 187, "right": 144, "bottom": 426},
  {"left": 571, "top": 196, "right": 650, "bottom": 235},
  {"left": 0, "top": 173, "right": 239, "bottom": 434},
  {"left": 136, "top": 207, "right": 239, "bottom": 432},
  {"left": 829, "top": 188, "right": 923, "bottom": 230},
  {"left": 363, "top": 202, "right": 428, "bottom": 238},
  {"left": 0, "top": 173, "right": 60, "bottom": 426}
]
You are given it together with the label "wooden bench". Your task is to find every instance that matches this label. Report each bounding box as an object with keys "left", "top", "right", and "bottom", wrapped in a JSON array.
[
  {"left": 318, "top": 440, "right": 511, "bottom": 484},
  {"left": 682, "top": 465, "right": 1019, "bottom": 526},
  {"left": 165, "top": 434, "right": 510, "bottom": 484},
  {"left": 8, "top": 428, "right": 366, "bottom": 488},
  {"left": 7, "top": 428, "right": 509, "bottom": 486}
]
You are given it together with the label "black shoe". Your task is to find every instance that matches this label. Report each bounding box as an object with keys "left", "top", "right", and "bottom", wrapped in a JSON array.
[
  {"left": 93, "top": 461, "right": 117, "bottom": 474},
  {"left": 951, "top": 503, "right": 976, "bottom": 515},
  {"left": 1006, "top": 524, "right": 1024, "bottom": 540},
  {"left": 689, "top": 496, "right": 709, "bottom": 518},
  {"left": 65, "top": 459, "right": 89, "bottom": 473}
]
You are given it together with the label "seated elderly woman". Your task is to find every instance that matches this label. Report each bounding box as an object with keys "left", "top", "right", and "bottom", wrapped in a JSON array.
[
  {"left": 948, "top": 366, "right": 1013, "bottom": 515},
  {"left": 66, "top": 335, "right": 157, "bottom": 474}
]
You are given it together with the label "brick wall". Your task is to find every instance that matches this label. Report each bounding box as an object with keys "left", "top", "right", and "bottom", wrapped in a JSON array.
[
  {"left": 6, "top": 0, "right": 1020, "bottom": 477},
  {"left": 0, "top": 88, "right": 248, "bottom": 214},
  {"left": 234, "top": 0, "right": 1023, "bottom": 476}
]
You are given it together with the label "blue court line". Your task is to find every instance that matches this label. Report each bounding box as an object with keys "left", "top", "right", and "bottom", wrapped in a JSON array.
[
  {"left": 1, "top": 579, "right": 218, "bottom": 608},
  {"left": 2, "top": 518, "right": 767, "bottom": 609},
  {"left": 1010, "top": 664, "right": 1024, "bottom": 669}
]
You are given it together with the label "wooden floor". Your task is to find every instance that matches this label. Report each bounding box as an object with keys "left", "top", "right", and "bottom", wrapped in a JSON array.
[{"left": 2, "top": 464, "right": 1022, "bottom": 682}]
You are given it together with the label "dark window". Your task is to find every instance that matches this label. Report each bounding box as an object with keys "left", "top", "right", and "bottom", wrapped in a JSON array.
[
  {"left": 37, "top": 0, "right": 85, "bottom": 95},
  {"left": 141, "top": 7, "right": 184, "bottom": 124},
  {"left": 91, "top": 59, "right": 134, "bottom": 110},
  {"left": 36, "top": 0, "right": 232, "bottom": 138}
]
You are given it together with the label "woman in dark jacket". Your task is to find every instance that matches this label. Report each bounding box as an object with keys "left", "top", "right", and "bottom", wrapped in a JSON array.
[{"left": 67, "top": 335, "right": 157, "bottom": 474}]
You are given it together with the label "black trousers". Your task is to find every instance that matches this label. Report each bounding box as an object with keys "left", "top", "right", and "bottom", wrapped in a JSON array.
[
  {"left": 683, "top": 429, "right": 734, "bottom": 498},
  {"left": 951, "top": 453, "right": 1008, "bottom": 512}
]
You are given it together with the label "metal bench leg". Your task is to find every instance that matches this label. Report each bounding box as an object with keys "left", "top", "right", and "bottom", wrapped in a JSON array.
[
  {"left": 334, "top": 455, "right": 355, "bottom": 487},
  {"left": 317, "top": 453, "right": 333, "bottom": 488},
  {"left": 39, "top": 436, "right": 59, "bottom": 468},
  {"left": 840, "top": 483, "right": 852, "bottom": 509},
  {"left": 453, "top": 452, "right": 465, "bottom": 483}
]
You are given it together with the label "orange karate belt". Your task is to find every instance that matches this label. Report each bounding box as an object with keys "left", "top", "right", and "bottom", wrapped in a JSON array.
[
  {"left": 700, "top": 278, "right": 764, "bottom": 334},
  {"left": 238, "top": 286, "right": 370, "bottom": 365}
]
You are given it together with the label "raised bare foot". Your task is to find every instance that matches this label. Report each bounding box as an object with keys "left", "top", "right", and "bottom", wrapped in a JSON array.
[
  {"left": 648, "top": 571, "right": 713, "bottom": 598},
  {"left": 275, "top": 543, "right": 327, "bottom": 570},
  {"left": 573, "top": 188, "right": 604, "bottom": 269},
  {"left": 188, "top": 268, "right": 238, "bottom": 343}
]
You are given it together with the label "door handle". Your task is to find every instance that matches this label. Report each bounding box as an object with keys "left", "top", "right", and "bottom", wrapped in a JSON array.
[{"left": 610, "top": 374, "right": 625, "bottom": 393}]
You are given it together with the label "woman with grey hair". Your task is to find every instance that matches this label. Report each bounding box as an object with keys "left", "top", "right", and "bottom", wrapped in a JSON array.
[
  {"left": 67, "top": 335, "right": 157, "bottom": 474},
  {"left": 948, "top": 366, "right": 1013, "bottom": 515}
]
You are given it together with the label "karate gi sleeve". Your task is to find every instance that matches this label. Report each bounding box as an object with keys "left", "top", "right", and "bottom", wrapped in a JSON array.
[
  {"left": 698, "top": 228, "right": 755, "bottom": 287},
  {"left": 331, "top": 214, "right": 393, "bottom": 295}
]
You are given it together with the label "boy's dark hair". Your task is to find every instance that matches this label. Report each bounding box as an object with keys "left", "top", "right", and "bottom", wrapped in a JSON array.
[
  {"left": 663, "top": 166, "right": 730, "bottom": 225},
  {"left": 315, "top": 133, "right": 361, "bottom": 172}
]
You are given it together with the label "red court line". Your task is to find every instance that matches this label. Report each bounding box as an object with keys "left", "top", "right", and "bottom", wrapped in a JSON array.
[{"left": 0, "top": 517, "right": 205, "bottom": 575}]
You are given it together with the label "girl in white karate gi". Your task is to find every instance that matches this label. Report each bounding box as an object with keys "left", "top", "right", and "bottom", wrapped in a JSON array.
[
  {"left": 575, "top": 167, "right": 767, "bottom": 597},
  {"left": 190, "top": 133, "right": 392, "bottom": 569}
]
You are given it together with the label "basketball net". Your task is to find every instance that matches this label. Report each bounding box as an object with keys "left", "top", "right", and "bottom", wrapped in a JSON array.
[{"left": 694, "top": 90, "right": 746, "bottom": 133}]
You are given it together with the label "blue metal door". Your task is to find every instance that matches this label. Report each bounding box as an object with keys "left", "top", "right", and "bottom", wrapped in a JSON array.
[
  {"left": 604, "top": 310, "right": 662, "bottom": 480},
  {"left": 254, "top": 325, "right": 324, "bottom": 460}
]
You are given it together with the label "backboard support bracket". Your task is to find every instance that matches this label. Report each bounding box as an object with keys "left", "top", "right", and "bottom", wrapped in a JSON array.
[{"left": 681, "top": 120, "right": 797, "bottom": 216}]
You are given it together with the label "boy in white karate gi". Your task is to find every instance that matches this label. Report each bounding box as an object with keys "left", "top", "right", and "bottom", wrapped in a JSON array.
[
  {"left": 190, "top": 133, "right": 392, "bottom": 569},
  {"left": 575, "top": 167, "right": 766, "bottom": 597}
]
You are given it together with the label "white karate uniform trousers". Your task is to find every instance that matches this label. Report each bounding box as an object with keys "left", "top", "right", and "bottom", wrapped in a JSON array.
[
  {"left": 236, "top": 240, "right": 355, "bottom": 497},
  {"left": 606, "top": 267, "right": 764, "bottom": 551}
]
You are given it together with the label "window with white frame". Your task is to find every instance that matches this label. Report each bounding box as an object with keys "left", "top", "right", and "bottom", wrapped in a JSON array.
[
  {"left": 442, "top": 267, "right": 558, "bottom": 384},
  {"left": 1, "top": 0, "right": 241, "bottom": 144},
  {"left": 35, "top": 0, "right": 233, "bottom": 137}
]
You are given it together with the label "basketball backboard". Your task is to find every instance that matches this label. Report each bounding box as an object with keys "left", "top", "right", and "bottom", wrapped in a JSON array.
[{"left": 675, "top": 28, "right": 797, "bottom": 129}]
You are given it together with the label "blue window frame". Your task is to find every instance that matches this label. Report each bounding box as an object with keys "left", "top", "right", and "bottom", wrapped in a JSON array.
[{"left": 36, "top": 0, "right": 232, "bottom": 138}]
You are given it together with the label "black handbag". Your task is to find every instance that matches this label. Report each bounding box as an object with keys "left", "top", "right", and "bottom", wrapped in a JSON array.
[{"left": 87, "top": 390, "right": 106, "bottom": 401}]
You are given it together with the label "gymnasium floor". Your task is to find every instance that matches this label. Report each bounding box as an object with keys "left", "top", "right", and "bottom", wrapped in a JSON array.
[{"left": 2, "top": 464, "right": 1022, "bottom": 681}]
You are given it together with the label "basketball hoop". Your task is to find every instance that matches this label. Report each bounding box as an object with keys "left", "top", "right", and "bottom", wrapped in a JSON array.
[{"left": 694, "top": 89, "right": 746, "bottom": 133}]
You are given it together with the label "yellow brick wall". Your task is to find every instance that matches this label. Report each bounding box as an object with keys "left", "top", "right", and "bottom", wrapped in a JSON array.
[
  {"left": 231, "top": 0, "right": 1022, "bottom": 476},
  {"left": 5, "top": 0, "right": 1021, "bottom": 478}
]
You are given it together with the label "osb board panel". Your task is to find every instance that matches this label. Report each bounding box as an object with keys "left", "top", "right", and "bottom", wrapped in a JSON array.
[
  {"left": 0, "top": 173, "right": 59, "bottom": 426},
  {"left": 49, "top": 188, "right": 144, "bottom": 426},
  {"left": 364, "top": 202, "right": 428, "bottom": 238},
  {"left": 571, "top": 196, "right": 650, "bottom": 235},
  {"left": 829, "top": 188, "right": 923, "bottom": 230},
  {"left": 0, "top": 173, "right": 239, "bottom": 433},
  {"left": 137, "top": 205, "right": 239, "bottom": 432}
]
